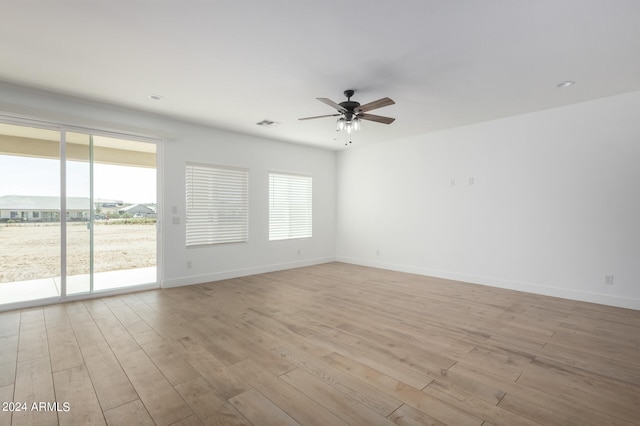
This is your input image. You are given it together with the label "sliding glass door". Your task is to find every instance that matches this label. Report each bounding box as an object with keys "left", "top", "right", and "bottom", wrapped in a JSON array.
[
  {"left": 0, "top": 123, "right": 62, "bottom": 305},
  {"left": 65, "top": 131, "right": 158, "bottom": 295},
  {"left": 90, "top": 135, "right": 157, "bottom": 291},
  {"left": 0, "top": 120, "right": 157, "bottom": 309}
]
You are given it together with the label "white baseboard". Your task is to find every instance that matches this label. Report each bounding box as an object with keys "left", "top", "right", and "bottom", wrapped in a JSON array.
[
  {"left": 336, "top": 256, "right": 640, "bottom": 311},
  {"left": 162, "top": 257, "right": 336, "bottom": 289}
]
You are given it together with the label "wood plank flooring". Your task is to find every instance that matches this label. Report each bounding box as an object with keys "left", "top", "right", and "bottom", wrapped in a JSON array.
[{"left": 1, "top": 262, "right": 639, "bottom": 425}]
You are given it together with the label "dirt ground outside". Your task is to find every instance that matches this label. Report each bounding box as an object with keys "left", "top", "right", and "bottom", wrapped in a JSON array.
[{"left": 0, "top": 222, "right": 156, "bottom": 283}]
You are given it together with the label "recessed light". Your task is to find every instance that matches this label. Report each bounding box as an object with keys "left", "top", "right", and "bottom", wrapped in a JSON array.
[
  {"left": 148, "top": 94, "right": 164, "bottom": 101},
  {"left": 556, "top": 81, "right": 575, "bottom": 88}
]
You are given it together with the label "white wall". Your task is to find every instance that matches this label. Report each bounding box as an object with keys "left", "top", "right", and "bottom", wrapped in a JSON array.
[
  {"left": 162, "top": 123, "right": 336, "bottom": 287},
  {"left": 337, "top": 91, "right": 640, "bottom": 310},
  {"left": 0, "top": 83, "right": 337, "bottom": 288}
]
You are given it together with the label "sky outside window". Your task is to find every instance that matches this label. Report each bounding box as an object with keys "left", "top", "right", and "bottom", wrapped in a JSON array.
[{"left": 0, "top": 155, "right": 156, "bottom": 204}]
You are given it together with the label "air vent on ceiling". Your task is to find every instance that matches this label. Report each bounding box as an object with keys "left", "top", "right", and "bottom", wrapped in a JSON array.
[{"left": 256, "top": 119, "right": 278, "bottom": 127}]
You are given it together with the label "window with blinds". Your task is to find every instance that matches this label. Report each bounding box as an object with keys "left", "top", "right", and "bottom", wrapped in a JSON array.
[
  {"left": 185, "top": 163, "right": 248, "bottom": 247},
  {"left": 269, "top": 172, "right": 312, "bottom": 241}
]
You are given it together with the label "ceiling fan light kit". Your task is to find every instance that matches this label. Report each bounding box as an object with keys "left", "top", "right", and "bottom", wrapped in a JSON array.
[
  {"left": 300, "top": 89, "right": 395, "bottom": 146},
  {"left": 336, "top": 115, "right": 361, "bottom": 133}
]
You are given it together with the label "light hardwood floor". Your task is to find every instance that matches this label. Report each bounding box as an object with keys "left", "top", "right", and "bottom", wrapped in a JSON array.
[{"left": 1, "top": 262, "right": 639, "bottom": 425}]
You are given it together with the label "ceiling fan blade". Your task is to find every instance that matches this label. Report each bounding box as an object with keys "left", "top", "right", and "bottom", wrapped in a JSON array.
[
  {"left": 298, "top": 113, "right": 340, "bottom": 121},
  {"left": 356, "top": 97, "right": 395, "bottom": 113},
  {"left": 316, "top": 98, "right": 347, "bottom": 112},
  {"left": 359, "top": 113, "right": 395, "bottom": 124}
]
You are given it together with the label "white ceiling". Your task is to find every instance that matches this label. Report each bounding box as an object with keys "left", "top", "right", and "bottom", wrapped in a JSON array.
[{"left": 2, "top": 1, "right": 640, "bottom": 150}]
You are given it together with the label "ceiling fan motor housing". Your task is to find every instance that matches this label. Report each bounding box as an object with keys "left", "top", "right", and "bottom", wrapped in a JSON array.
[{"left": 340, "top": 89, "right": 360, "bottom": 114}]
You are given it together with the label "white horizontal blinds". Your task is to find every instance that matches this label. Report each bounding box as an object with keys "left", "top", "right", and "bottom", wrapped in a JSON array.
[
  {"left": 185, "top": 163, "right": 248, "bottom": 246},
  {"left": 269, "top": 172, "right": 312, "bottom": 241}
]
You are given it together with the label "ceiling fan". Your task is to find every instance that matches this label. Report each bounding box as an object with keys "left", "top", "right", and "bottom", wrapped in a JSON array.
[{"left": 299, "top": 90, "right": 395, "bottom": 144}]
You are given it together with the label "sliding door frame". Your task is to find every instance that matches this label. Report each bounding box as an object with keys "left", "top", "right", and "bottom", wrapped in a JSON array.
[{"left": 0, "top": 113, "right": 163, "bottom": 311}]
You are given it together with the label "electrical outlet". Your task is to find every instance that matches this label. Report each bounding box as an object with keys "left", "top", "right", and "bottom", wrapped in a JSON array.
[
  {"left": 297, "top": 249, "right": 301, "bottom": 255},
  {"left": 376, "top": 249, "right": 380, "bottom": 256},
  {"left": 604, "top": 274, "right": 614, "bottom": 285},
  {"left": 187, "top": 261, "right": 192, "bottom": 269}
]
